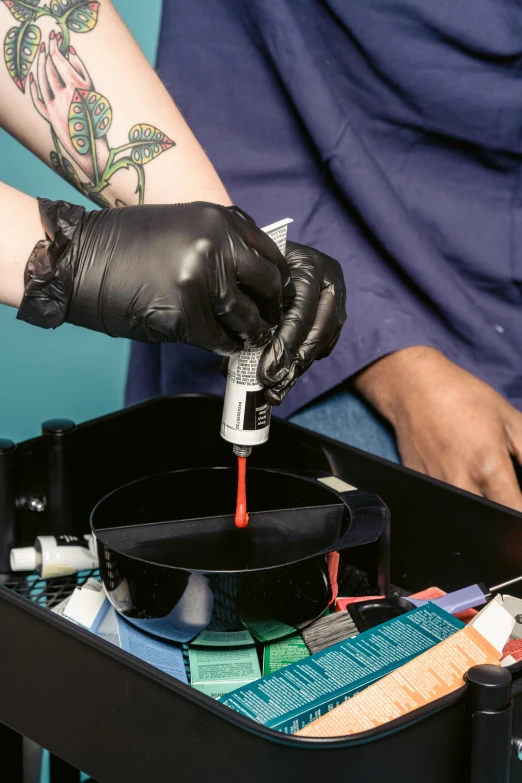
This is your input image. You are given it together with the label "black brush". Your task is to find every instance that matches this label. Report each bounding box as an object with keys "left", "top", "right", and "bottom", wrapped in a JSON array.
[
  {"left": 301, "top": 598, "right": 414, "bottom": 655},
  {"left": 301, "top": 610, "right": 359, "bottom": 654}
]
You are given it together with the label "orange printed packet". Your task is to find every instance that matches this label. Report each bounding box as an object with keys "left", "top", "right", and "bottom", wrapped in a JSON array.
[{"left": 297, "top": 624, "right": 500, "bottom": 738}]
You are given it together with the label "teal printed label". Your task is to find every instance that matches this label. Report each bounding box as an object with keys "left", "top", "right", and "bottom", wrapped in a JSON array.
[{"left": 220, "top": 604, "right": 464, "bottom": 733}]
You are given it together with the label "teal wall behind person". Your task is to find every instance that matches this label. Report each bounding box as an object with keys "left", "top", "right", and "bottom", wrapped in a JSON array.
[{"left": 0, "top": 0, "right": 162, "bottom": 442}]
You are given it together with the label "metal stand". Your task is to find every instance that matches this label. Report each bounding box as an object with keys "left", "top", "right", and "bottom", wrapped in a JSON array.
[{"left": 467, "top": 664, "right": 513, "bottom": 783}]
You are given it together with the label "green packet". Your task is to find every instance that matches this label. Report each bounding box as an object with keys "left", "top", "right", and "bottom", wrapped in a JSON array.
[
  {"left": 263, "top": 634, "right": 309, "bottom": 675},
  {"left": 189, "top": 644, "right": 261, "bottom": 700},
  {"left": 189, "top": 610, "right": 332, "bottom": 696},
  {"left": 261, "top": 607, "right": 331, "bottom": 674}
]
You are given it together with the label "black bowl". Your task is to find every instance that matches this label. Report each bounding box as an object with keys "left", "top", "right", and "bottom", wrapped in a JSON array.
[{"left": 91, "top": 467, "right": 387, "bottom": 645}]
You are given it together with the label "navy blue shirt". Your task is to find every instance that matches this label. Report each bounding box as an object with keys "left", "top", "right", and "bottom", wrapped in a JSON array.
[{"left": 126, "top": 0, "right": 522, "bottom": 415}]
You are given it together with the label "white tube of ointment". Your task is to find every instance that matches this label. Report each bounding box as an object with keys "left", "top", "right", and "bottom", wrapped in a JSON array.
[
  {"left": 220, "top": 218, "right": 293, "bottom": 455},
  {"left": 10, "top": 534, "right": 98, "bottom": 578}
]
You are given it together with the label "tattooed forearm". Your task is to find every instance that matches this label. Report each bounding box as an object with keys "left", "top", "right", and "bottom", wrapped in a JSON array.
[{"left": 2, "top": 0, "right": 174, "bottom": 206}]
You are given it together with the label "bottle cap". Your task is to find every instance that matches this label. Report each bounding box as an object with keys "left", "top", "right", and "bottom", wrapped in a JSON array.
[{"left": 10, "top": 546, "right": 37, "bottom": 572}]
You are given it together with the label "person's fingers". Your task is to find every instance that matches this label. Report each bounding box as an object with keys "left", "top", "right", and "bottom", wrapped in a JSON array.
[
  {"left": 37, "top": 43, "right": 52, "bottom": 105},
  {"left": 47, "top": 32, "right": 70, "bottom": 83},
  {"left": 304, "top": 284, "right": 344, "bottom": 360},
  {"left": 260, "top": 360, "right": 300, "bottom": 405},
  {"left": 506, "top": 408, "right": 522, "bottom": 505},
  {"left": 442, "top": 471, "right": 484, "bottom": 498},
  {"left": 167, "top": 266, "right": 242, "bottom": 355},
  {"left": 470, "top": 449, "right": 522, "bottom": 512},
  {"left": 260, "top": 284, "right": 341, "bottom": 404},
  {"left": 227, "top": 207, "right": 295, "bottom": 307},
  {"left": 45, "top": 34, "right": 65, "bottom": 95},
  {"left": 214, "top": 283, "right": 271, "bottom": 347},
  {"left": 231, "top": 238, "right": 287, "bottom": 326},
  {"left": 401, "top": 453, "right": 509, "bottom": 503},
  {"left": 28, "top": 73, "right": 49, "bottom": 120},
  {"left": 506, "top": 409, "right": 522, "bottom": 469},
  {"left": 146, "top": 308, "right": 239, "bottom": 354},
  {"left": 66, "top": 42, "right": 92, "bottom": 87},
  {"left": 257, "top": 267, "right": 321, "bottom": 389},
  {"left": 190, "top": 319, "right": 240, "bottom": 356}
]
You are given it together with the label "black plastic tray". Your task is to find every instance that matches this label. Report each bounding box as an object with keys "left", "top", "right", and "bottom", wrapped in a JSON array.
[{"left": 1, "top": 394, "right": 522, "bottom": 783}]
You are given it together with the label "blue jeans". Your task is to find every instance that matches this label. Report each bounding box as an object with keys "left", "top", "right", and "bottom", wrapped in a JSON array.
[{"left": 289, "top": 388, "right": 401, "bottom": 464}]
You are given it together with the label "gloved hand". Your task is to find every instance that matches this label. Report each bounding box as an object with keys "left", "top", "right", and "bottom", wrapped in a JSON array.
[
  {"left": 257, "top": 241, "right": 347, "bottom": 405},
  {"left": 17, "top": 199, "right": 295, "bottom": 355}
]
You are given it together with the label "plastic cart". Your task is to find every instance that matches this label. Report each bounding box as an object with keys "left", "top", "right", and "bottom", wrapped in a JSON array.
[{"left": 1, "top": 394, "right": 522, "bottom": 783}]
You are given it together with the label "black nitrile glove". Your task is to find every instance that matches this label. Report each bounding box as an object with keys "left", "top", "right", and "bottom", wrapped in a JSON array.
[
  {"left": 17, "top": 199, "right": 295, "bottom": 355},
  {"left": 257, "top": 241, "right": 347, "bottom": 405}
]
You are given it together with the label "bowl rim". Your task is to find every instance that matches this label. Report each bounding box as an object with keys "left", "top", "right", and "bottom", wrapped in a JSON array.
[{"left": 90, "top": 466, "right": 350, "bottom": 574}]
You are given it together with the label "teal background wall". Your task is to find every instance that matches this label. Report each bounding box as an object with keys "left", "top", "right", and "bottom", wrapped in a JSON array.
[{"left": 0, "top": 0, "right": 163, "bottom": 443}]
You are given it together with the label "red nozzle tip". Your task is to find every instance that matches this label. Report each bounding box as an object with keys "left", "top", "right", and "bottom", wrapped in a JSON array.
[{"left": 234, "top": 456, "right": 249, "bottom": 529}]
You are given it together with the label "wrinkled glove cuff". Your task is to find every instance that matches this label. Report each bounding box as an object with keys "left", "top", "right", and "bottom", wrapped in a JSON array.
[{"left": 16, "top": 198, "right": 85, "bottom": 329}]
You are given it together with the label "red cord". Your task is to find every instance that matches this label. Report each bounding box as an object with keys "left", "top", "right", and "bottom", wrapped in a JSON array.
[{"left": 234, "top": 456, "right": 249, "bottom": 528}]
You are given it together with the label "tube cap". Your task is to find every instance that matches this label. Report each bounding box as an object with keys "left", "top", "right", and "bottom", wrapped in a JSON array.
[{"left": 10, "top": 546, "right": 37, "bottom": 572}]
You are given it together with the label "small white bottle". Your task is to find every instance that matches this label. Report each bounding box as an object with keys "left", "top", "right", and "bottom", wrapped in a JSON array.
[
  {"left": 10, "top": 534, "right": 98, "bottom": 578},
  {"left": 220, "top": 218, "right": 292, "bottom": 456}
]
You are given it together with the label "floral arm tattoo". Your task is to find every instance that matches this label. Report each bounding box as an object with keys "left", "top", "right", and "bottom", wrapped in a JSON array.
[{"left": 2, "top": 0, "right": 174, "bottom": 206}]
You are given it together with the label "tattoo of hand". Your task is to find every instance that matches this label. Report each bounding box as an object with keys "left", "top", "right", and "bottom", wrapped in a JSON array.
[
  {"left": 1, "top": 0, "right": 175, "bottom": 206},
  {"left": 30, "top": 31, "right": 109, "bottom": 183}
]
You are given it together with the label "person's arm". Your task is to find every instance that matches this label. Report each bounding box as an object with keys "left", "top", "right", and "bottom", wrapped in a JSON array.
[
  {"left": 0, "top": 0, "right": 230, "bottom": 207},
  {"left": 355, "top": 346, "right": 522, "bottom": 511},
  {"left": 0, "top": 0, "right": 347, "bottom": 404},
  {"left": 0, "top": 185, "right": 291, "bottom": 347},
  {"left": 0, "top": 182, "right": 43, "bottom": 307},
  {"left": 0, "top": 184, "right": 346, "bottom": 407}
]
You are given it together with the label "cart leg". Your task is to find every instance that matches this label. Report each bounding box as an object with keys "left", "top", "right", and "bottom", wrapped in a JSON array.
[
  {"left": 48, "top": 753, "right": 79, "bottom": 782},
  {"left": 467, "top": 664, "right": 513, "bottom": 783},
  {"left": 0, "top": 723, "right": 23, "bottom": 782}
]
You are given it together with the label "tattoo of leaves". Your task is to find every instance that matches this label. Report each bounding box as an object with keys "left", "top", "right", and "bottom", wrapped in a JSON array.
[
  {"left": 68, "top": 88, "right": 111, "bottom": 185},
  {"left": 50, "top": 128, "right": 82, "bottom": 185},
  {"left": 4, "top": 21, "right": 39, "bottom": 91},
  {"left": 50, "top": 149, "right": 65, "bottom": 177},
  {"left": 127, "top": 124, "right": 175, "bottom": 164},
  {"left": 49, "top": 0, "right": 99, "bottom": 33},
  {"left": 2, "top": 0, "right": 176, "bottom": 205},
  {"left": 1, "top": 0, "right": 40, "bottom": 23},
  {"left": 50, "top": 130, "right": 110, "bottom": 207},
  {"left": 98, "top": 124, "right": 174, "bottom": 204},
  {"left": 69, "top": 87, "right": 111, "bottom": 151},
  {"left": 51, "top": 153, "right": 110, "bottom": 209}
]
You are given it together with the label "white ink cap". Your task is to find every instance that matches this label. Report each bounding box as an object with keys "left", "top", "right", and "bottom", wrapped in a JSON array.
[{"left": 10, "top": 546, "right": 37, "bottom": 572}]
